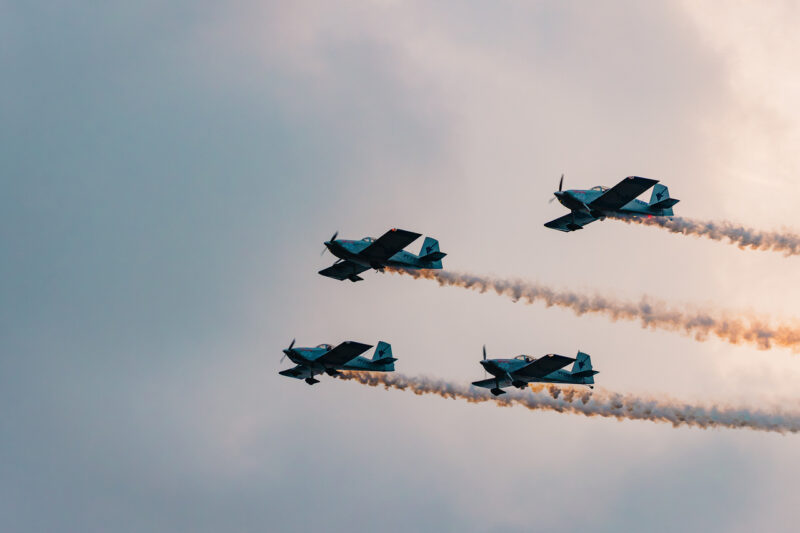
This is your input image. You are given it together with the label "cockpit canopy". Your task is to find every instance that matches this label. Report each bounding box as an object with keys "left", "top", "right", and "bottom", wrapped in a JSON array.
[
  {"left": 514, "top": 355, "right": 534, "bottom": 362},
  {"left": 362, "top": 237, "right": 375, "bottom": 243},
  {"left": 590, "top": 185, "right": 609, "bottom": 192},
  {"left": 316, "top": 343, "right": 332, "bottom": 350}
]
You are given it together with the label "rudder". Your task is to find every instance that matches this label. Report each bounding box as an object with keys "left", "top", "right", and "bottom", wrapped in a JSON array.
[
  {"left": 570, "top": 351, "right": 597, "bottom": 382},
  {"left": 371, "top": 341, "right": 396, "bottom": 371},
  {"left": 649, "top": 184, "right": 670, "bottom": 205},
  {"left": 649, "top": 184, "right": 679, "bottom": 214},
  {"left": 418, "top": 237, "right": 446, "bottom": 265}
]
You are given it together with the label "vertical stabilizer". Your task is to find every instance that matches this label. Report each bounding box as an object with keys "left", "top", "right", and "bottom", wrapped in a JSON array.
[
  {"left": 570, "top": 351, "right": 596, "bottom": 383},
  {"left": 649, "top": 184, "right": 670, "bottom": 205},
  {"left": 648, "top": 184, "right": 679, "bottom": 215},
  {"left": 418, "top": 237, "right": 446, "bottom": 266},
  {"left": 371, "top": 341, "right": 396, "bottom": 371}
]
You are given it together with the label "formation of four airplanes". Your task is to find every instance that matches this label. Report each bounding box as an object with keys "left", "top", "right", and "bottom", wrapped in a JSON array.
[{"left": 280, "top": 175, "right": 680, "bottom": 396}]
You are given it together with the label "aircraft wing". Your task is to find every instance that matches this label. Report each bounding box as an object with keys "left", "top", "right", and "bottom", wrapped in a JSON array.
[
  {"left": 316, "top": 341, "right": 373, "bottom": 366},
  {"left": 472, "top": 377, "right": 512, "bottom": 389},
  {"left": 279, "top": 365, "right": 307, "bottom": 379},
  {"left": 318, "top": 260, "right": 369, "bottom": 281},
  {"left": 588, "top": 176, "right": 659, "bottom": 211},
  {"left": 544, "top": 212, "right": 598, "bottom": 232},
  {"left": 360, "top": 228, "right": 422, "bottom": 262},
  {"left": 515, "top": 354, "right": 575, "bottom": 378}
]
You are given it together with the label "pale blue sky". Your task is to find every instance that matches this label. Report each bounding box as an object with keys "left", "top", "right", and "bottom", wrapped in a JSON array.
[{"left": 3, "top": 2, "right": 800, "bottom": 532}]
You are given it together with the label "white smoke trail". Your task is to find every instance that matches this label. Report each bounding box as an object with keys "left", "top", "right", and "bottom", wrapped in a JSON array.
[
  {"left": 337, "top": 372, "right": 800, "bottom": 434},
  {"left": 612, "top": 215, "right": 800, "bottom": 256},
  {"left": 385, "top": 268, "right": 800, "bottom": 352}
]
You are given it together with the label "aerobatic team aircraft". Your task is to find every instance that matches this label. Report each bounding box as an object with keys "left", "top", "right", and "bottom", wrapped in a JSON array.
[
  {"left": 544, "top": 175, "right": 679, "bottom": 232},
  {"left": 319, "top": 228, "right": 446, "bottom": 282},
  {"left": 471, "top": 346, "right": 598, "bottom": 396},
  {"left": 278, "top": 339, "right": 396, "bottom": 385}
]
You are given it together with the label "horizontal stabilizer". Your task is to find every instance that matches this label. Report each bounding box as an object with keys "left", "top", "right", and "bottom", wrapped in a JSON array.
[
  {"left": 370, "top": 357, "right": 397, "bottom": 366},
  {"left": 571, "top": 370, "right": 599, "bottom": 378},
  {"left": 650, "top": 198, "right": 679, "bottom": 210},
  {"left": 490, "top": 388, "right": 506, "bottom": 396},
  {"left": 420, "top": 251, "right": 447, "bottom": 262}
]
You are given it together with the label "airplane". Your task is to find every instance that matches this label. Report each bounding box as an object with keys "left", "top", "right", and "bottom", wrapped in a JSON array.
[
  {"left": 319, "top": 228, "right": 446, "bottom": 282},
  {"left": 279, "top": 339, "right": 397, "bottom": 385},
  {"left": 471, "top": 346, "right": 598, "bottom": 396},
  {"left": 544, "top": 175, "right": 679, "bottom": 232}
]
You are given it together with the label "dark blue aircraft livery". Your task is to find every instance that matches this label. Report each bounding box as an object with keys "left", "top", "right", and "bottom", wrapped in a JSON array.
[
  {"left": 472, "top": 345, "right": 599, "bottom": 396},
  {"left": 319, "top": 228, "right": 446, "bottom": 282},
  {"left": 545, "top": 175, "right": 679, "bottom": 232},
  {"left": 279, "top": 339, "right": 396, "bottom": 385}
]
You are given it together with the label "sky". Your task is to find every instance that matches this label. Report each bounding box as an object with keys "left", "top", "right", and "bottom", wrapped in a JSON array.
[{"left": 3, "top": 1, "right": 800, "bottom": 531}]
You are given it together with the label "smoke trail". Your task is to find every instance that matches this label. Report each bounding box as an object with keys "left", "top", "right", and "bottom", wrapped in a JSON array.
[
  {"left": 612, "top": 215, "right": 800, "bottom": 256},
  {"left": 337, "top": 372, "right": 800, "bottom": 434},
  {"left": 385, "top": 268, "right": 800, "bottom": 352}
]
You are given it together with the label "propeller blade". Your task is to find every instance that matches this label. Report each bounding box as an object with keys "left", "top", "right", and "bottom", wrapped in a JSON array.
[
  {"left": 483, "top": 345, "right": 487, "bottom": 360},
  {"left": 558, "top": 174, "right": 564, "bottom": 192},
  {"left": 322, "top": 231, "right": 339, "bottom": 255},
  {"left": 281, "top": 338, "right": 296, "bottom": 363}
]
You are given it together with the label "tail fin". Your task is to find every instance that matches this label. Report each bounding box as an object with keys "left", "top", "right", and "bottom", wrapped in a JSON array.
[
  {"left": 418, "top": 237, "right": 446, "bottom": 265},
  {"left": 649, "top": 184, "right": 679, "bottom": 214},
  {"left": 370, "top": 341, "right": 396, "bottom": 370},
  {"left": 570, "top": 351, "right": 597, "bottom": 382}
]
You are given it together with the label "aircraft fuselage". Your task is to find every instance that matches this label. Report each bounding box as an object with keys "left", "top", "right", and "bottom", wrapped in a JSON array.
[
  {"left": 555, "top": 189, "right": 673, "bottom": 218},
  {"left": 283, "top": 346, "right": 386, "bottom": 374},
  {"left": 480, "top": 357, "right": 595, "bottom": 387},
  {"left": 324, "top": 239, "right": 439, "bottom": 270}
]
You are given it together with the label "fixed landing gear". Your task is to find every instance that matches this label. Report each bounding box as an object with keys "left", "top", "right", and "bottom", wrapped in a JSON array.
[{"left": 305, "top": 377, "right": 320, "bottom": 385}]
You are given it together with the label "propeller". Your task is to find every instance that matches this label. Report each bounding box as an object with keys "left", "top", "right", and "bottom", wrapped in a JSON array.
[
  {"left": 482, "top": 345, "right": 487, "bottom": 378},
  {"left": 321, "top": 231, "right": 339, "bottom": 256},
  {"left": 281, "top": 338, "right": 296, "bottom": 363},
  {"left": 548, "top": 174, "right": 565, "bottom": 203}
]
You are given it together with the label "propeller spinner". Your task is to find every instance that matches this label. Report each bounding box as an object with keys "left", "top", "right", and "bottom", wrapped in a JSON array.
[
  {"left": 549, "top": 174, "right": 565, "bottom": 203},
  {"left": 321, "top": 231, "right": 339, "bottom": 256}
]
